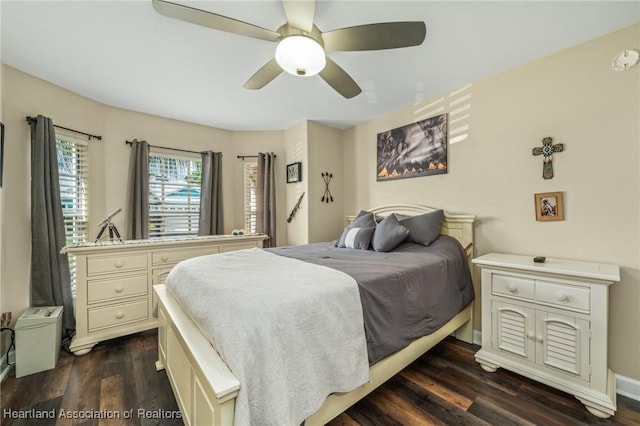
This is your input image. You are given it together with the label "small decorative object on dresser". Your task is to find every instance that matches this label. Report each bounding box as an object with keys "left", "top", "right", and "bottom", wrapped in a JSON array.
[
  {"left": 535, "top": 191, "right": 564, "bottom": 221},
  {"left": 473, "top": 253, "right": 620, "bottom": 418}
]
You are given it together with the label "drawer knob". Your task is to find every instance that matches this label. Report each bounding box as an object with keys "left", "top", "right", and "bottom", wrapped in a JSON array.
[
  {"left": 114, "top": 286, "right": 124, "bottom": 293},
  {"left": 537, "top": 335, "right": 543, "bottom": 343},
  {"left": 507, "top": 284, "right": 517, "bottom": 293},
  {"left": 115, "top": 261, "right": 124, "bottom": 268},
  {"left": 161, "top": 255, "right": 169, "bottom": 262},
  {"left": 115, "top": 312, "right": 125, "bottom": 319},
  {"left": 527, "top": 332, "right": 535, "bottom": 340},
  {"left": 555, "top": 292, "right": 568, "bottom": 302}
]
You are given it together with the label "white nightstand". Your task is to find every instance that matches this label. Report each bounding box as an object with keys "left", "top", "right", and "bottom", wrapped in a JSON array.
[{"left": 472, "top": 253, "right": 620, "bottom": 418}]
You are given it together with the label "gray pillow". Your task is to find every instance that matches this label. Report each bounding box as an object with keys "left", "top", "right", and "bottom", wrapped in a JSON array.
[
  {"left": 338, "top": 227, "right": 375, "bottom": 250},
  {"left": 372, "top": 214, "right": 409, "bottom": 252},
  {"left": 350, "top": 211, "right": 377, "bottom": 228},
  {"left": 394, "top": 209, "right": 444, "bottom": 246}
]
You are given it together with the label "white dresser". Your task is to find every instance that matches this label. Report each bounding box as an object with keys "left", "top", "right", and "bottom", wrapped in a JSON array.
[
  {"left": 62, "top": 234, "right": 268, "bottom": 356},
  {"left": 472, "top": 253, "right": 620, "bottom": 418}
]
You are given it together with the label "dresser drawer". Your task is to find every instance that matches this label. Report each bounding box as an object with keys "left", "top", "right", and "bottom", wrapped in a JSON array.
[
  {"left": 536, "top": 281, "right": 590, "bottom": 313},
  {"left": 87, "top": 275, "right": 148, "bottom": 304},
  {"left": 152, "top": 247, "right": 220, "bottom": 266},
  {"left": 220, "top": 241, "right": 260, "bottom": 253},
  {"left": 492, "top": 274, "right": 535, "bottom": 301},
  {"left": 87, "top": 254, "right": 148, "bottom": 275},
  {"left": 88, "top": 300, "right": 148, "bottom": 331}
]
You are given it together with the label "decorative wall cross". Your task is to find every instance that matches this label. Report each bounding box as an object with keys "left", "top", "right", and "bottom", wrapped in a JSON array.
[{"left": 532, "top": 137, "right": 564, "bottom": 179}]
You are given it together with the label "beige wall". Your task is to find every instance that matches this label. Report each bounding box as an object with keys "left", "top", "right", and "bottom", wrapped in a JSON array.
[
  {"left": 307, "top": 121, "right": 345, "bottom": 243},
  {"left": 342, "top": 24, "right": 640, "bottom": 380},
  {"left": 284, "top": 121, "right": 308, "bottom": 245}
]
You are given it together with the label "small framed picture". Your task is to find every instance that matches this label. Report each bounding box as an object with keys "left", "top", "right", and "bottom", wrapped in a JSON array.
[
  {"left": 286, "top": 162, "right": 302, "bottom": 183},
  {"left": 535, "top": 191, "right": 564, "bottom": 221}
]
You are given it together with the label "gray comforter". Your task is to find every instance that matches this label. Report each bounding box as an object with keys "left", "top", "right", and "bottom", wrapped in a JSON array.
[{"left": 268, "top": 235, "right": 474, "bottom": 363}]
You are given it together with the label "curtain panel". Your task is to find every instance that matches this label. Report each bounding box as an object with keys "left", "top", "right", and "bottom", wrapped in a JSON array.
[
  {"left": 29, "top": 115, "right": 76, "bottom": 333},
  {"left": 198, "top": 151, "right": 224, "bottom": 235},
  {"left": 125, "top": 139, "right": 149, "bottom": 240},
  {"left": 257, "top": 152, "right": 276, "bottom": 247}
]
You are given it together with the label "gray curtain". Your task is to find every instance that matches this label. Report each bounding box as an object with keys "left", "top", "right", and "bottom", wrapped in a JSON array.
[
  {"left": 30, "top": 115, "right": 76, "bottom": 333},
  {"left": 257, "top": 152, "right": 276, "bottom": 247},
  {"left": 125, "top": 139, "right": 149, "bottom": 240},
  {"left": 198, "top": 151, "right": 224, "bottom": 235}
]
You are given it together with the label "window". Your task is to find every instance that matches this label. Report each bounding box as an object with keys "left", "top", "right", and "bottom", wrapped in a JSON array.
[
  {"left": 244, "top": 161, "right": 258, "bottom": 233},
  {"left": 148, "top": 152, "right": 202, "bottom": 238},
  {"left": 56, "top": 135, "right": 89, "bottom": 296}
]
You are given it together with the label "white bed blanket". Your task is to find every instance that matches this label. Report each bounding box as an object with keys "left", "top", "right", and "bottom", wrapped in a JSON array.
[{"left": 165, "top": 248, "right": 370, "bottom": 426}]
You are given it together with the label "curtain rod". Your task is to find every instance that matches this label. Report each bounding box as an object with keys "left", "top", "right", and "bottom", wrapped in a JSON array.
[
  {"left": 237, "top": 154, "right": 277, "bottom": 159},
  {"left": 125, "top": 140, "right": 202, "bottom": 155},
  {"left": 26, "top": 116, "right": 102, "bottom": 141}
]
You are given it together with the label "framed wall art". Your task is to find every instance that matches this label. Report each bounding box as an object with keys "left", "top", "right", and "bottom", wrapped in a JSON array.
[
  {"left": 376, "top": 113, "right": 447, "bottom": 181},
  {"left": 286, "top": 162, "right": 302, "bottom": 183},
  {"left": 535, "top": 191, "right": 564, "bottom": 221}
]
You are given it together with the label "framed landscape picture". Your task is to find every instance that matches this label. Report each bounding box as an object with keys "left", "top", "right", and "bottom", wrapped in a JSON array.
[{"left": 376, "top": 113, "right": 447, "bottom": 181}]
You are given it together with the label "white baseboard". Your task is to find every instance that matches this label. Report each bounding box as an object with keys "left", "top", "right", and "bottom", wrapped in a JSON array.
[
  {"left": 473, "top": 329, "right": 482, "bottom": 346},
  {"left": 471, "top": 331, "right": 639, "bottom": 401},
  {"left": 616, "top": 374, "right": 640, "bottom": 401},
  {"left": 0, "top": 349, "right": 15, "bottom": 382}
]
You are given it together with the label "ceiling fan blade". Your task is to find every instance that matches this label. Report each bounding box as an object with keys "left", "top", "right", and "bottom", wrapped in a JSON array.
[
  {"left": 282, "top": 0, "right": 315, "bottom": 33},
  {"left": 243, "top": 59, "right": 283, "bottom": 90},
  {"left": 322, "top": 22, "right": 426, "bottom": 51},
  {"left": 319, "top": 58, "right": 362, "bottom": 99},
  {"left": 152, "top": 0, "right": 280, "bottom": 43}
]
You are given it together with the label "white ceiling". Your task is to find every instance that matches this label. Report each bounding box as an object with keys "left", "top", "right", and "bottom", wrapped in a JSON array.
[{"left": 2, "top": 1, "right": 639, "bottom": 131}]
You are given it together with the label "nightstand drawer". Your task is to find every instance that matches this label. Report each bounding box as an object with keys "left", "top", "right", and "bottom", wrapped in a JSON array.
[
  {"left": 536, "top": 281, "right": 590, "bottom": 313},
  {"left": 88, "top": 300, "right": 149, "bottom": 331},
  {"left": 87, "top": 254, "right": 148, "bottom": 275},
  {"left": 492, "top": 274, "right": 535, "bottom": 301},
  {"left": 88, "top": 275, "right": 148, "bottom": 304}
]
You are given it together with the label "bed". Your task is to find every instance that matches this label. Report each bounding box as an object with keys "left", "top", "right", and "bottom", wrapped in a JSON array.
[{"left": 154, "top": 204, "right": 476, "bottom": 426}]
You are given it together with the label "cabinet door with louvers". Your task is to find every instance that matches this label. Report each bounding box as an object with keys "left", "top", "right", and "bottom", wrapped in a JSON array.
[
  {"left": 536, "top": 311, "right": 590, "bottom": 381},
  {"left": 492, "top": 300, "right": 536, "bottom": 362}
]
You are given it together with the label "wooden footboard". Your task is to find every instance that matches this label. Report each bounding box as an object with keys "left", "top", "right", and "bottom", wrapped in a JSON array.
[
  {"left": 155, "top": 285, "right": 238, "bottom": 426},
  {"left": 155, "top": 284, "right": 472, "bottom": 426}
]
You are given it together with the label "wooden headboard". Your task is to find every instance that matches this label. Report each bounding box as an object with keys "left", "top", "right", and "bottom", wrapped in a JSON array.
[{"left": 345, "top": 204, "right": 475, "bottom": 248}]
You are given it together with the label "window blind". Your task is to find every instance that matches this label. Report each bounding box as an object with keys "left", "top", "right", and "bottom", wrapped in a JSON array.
[
  {"left": 244, "top": 162, "right": 258, "bottom": 233},
  {"left": 148, "top": 152, "right": 202, "bottom": 238},
  {"left": 56, "top": 136, "right": 89, "bottom": 296}
]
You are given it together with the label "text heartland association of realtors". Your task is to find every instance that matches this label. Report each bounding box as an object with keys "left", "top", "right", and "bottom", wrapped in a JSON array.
[{"left": 3, "top": 408, "right": 182, "bottom": 420}]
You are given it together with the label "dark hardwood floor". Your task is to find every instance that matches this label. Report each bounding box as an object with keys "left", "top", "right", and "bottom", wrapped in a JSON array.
[{"left": 1, "top": 331, "right": 639, "bottom": 425}]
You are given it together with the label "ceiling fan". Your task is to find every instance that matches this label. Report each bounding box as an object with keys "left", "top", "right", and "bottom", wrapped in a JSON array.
[{"left": 152, "top": 0, "right": 426, "bottom": 99}]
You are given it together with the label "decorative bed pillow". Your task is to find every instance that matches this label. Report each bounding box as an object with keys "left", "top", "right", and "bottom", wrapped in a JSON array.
[
  {"left": 372, "top": 214, "right": 409, "bottom": 252},
  {"left": 338, "top": 227, "right": 375, "bottom": 250},
  {"left": 350, "top": 210, "right": 377, "bottom": 229},
  {"left": 394, "top": 209, "right": 444, "bottom": 246}
]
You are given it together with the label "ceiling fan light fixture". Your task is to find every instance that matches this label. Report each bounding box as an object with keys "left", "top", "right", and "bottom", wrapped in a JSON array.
[{"left": 275, "top": 35, "right": 326, "bottom": 77}]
